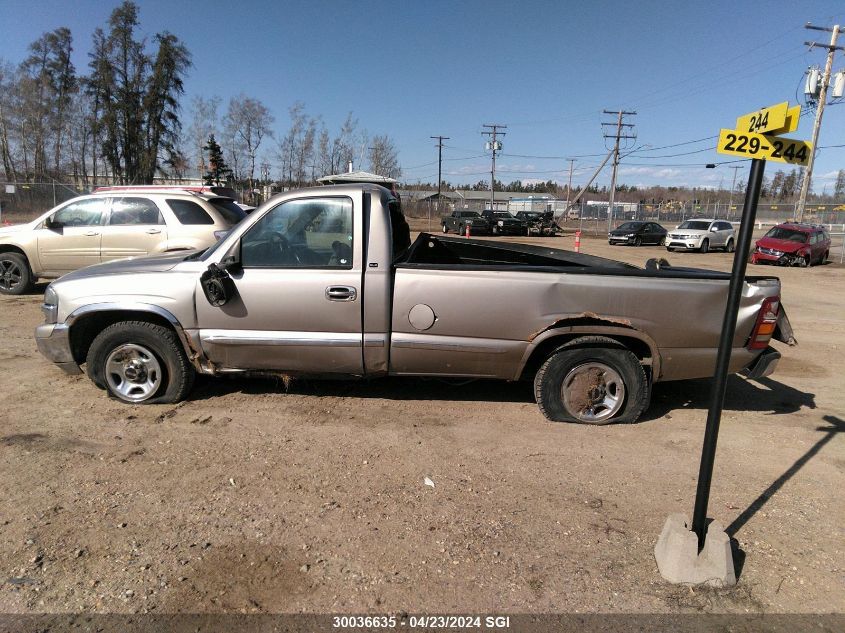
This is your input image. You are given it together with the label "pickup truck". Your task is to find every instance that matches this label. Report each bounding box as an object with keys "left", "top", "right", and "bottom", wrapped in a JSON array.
[
  {"left": 441, "top": 210, "right": 490, "bottom": 235},
  {"left": 35, "top": 184, "right": 794, "bottom": 425},
  {"left": 481, "top": 210, "right": 529, "bottom": 236}
]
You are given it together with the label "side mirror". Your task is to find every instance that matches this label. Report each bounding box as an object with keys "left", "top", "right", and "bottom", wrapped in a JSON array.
[
  {"left": 45, "top": 218, "right": 63, "bottom": 230},
  {"left": 200, "top": 263, "right": 236, "bottom": 307},
  {"left": 710, "top": 227, "right": 719, "bottom": 232}
]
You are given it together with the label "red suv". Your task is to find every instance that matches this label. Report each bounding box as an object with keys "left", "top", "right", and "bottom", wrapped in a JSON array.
[{"left": 752, "top": 222, "right": 831, "bottom": 267}]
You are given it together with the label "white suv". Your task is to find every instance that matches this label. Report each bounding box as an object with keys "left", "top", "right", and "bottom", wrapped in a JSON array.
[
  {"left": 666, "top": 219, "right": 736, "bottom": 253},
  {"left": 0, "top": 190, "right": 246, "bottom": 294}
]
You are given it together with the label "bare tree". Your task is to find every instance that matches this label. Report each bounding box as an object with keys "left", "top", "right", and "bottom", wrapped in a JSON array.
[
  {"left": 367, "top": 134, "right": 401, "bottom": 179},
  {"left": 223, "top": 94, "right": 273, "bottom": 197},
  {"left": 186, "top": 95, "right": 220, "bottom": 176}
]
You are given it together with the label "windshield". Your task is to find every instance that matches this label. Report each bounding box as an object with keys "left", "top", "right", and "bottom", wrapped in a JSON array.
[
  {"left": 765, "top": 227, "right": 808, "bottom": 243},
  {"left": 617, "top": 222, "right": 641, "bottom": 231},
  {"left": 678, "top": 220, "right": 710, "bottom": 230},
  {"left": 208, "top": 198, "right": 247, "bottom": 224}
]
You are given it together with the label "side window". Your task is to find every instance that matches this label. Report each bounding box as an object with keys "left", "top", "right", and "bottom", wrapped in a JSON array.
[
  {"left": 240, "top": 197, "right": 353, "bottom": 268},
  {"left": 52, "top": 198, "right": 106, "bottom": 227},
  {"left": 809, "top": 233, "right": 818, "bottom": 245},
  {"left": 109, "top": 197, "right": 164, "bottom": 226},
  {"left": 167, "top": 199, "right": 214, "bottom": 225}
]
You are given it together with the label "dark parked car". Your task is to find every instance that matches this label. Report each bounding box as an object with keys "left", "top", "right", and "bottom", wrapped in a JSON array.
[
  {"left": 608, "top": 221, "right": 668, "bottom": 246},
  {"left": 752, "top": 222, "right": 830, "bottom": 267},
  {"left": 441, "top": 210, "right": 491, "bottom": 235},
  {"left": 481, "top": 210, "right": 528, "bottom": 235},
  {"left": 515, "top": 211, "right": 559, "bottom": 236}
]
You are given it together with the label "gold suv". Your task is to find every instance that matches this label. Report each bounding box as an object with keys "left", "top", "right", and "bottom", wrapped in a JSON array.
[{"left": 0, "top": 190, "right": 245, "bottom": 294}]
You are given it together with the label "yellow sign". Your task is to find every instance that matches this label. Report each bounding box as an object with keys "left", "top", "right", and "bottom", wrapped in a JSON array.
[
  {"left": 767, "top": 105, "right": 800, "bottom": 135},
  {"left": 735, "top": 101, "right": 789, "bottom": 135},
  {"left": 716, "top": 129, "right": 812, "bottom": 165}
]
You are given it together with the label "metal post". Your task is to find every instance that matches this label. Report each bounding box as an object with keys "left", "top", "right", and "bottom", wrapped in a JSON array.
[
  {"left": 797, "top": 24, "right": 841, "bottom": 221},
  {"left": 691, "top": 157, "right": 766, "bottom": 549}
]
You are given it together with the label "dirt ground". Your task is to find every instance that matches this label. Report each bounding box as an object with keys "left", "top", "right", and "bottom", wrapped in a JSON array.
[{"left": 0, "top": 226, "right": 842, "bottom": 618}]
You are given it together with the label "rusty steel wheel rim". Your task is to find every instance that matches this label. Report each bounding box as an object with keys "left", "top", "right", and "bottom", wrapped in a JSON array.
[{"left": 561, "top": 362, "right": 625, "bottom": 423}]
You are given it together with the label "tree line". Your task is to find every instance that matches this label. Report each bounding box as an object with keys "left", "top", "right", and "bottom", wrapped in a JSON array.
[{"left": 0, "top": 1, "right": 402, "bottom": 192}]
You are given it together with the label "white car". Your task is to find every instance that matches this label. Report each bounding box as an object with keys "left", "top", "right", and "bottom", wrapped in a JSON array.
[{"left": 666, "top": 219, "right": 736, "bottom": 253}]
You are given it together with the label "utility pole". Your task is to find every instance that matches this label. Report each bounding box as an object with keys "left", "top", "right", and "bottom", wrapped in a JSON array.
[
  {"left": 728, "top": 165, "right": 743, "bottom": 219},
  {"left": 602, "top": 110, "right": 636, "bottom": 232},
  {"left": 482, "top": 124, "right": 507, "bottom": 211},
  {"left": 796, "top": 22, "right": 842, "bottom": 221},
  {"left": 565, "top": 158, "right": 575, "bottom": 207},
  {"left": 430, "top": 135, "right": 449, "bottom": 231}
]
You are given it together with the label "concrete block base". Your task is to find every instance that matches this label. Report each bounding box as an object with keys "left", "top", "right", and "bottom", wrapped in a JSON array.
[{"left": 654, "top": 513, "right": 737, "bottom": 587}]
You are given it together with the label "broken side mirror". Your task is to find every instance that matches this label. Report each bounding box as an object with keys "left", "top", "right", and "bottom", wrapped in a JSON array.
[
  {"left": 200, "top": 263, "right": 236, "bottom": 307},
  {"left": 200, "top": 242, "right": 240, "bottom": 307}
]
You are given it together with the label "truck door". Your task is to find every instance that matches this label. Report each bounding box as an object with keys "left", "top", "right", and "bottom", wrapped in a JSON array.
[{"left": 196, "top": 195, "right": 364, "bottom": 374}]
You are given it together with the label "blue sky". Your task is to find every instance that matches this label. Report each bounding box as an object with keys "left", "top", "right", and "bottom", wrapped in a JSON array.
[{"left": 1, "top": 0, "right": 844, "bottom": 192}]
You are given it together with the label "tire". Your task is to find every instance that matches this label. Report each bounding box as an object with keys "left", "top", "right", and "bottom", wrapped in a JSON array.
[
  {"left": 86, "top": 321, "right": 195, "bottom": 405},
  {"left": 801, "top": 254, "right": 811, "bottom": 268},
  {"left": 492, "top": 225, "right": 499, "bottom": 235},
  {"left": 442, "top": 224, "right": 448, "bottom": 234},
  {"left": 633, "top": 236, "right": 642, "bottom": 247},
  {"left": 0, "top": 252, "right": 34, "bottom": 295},
  {"left": 658, "top": 236, "right": 666, "bottom": 246},
  {"left": 533, "top": 336, "right": 649, "bottom": 425},
  {"left": 699, "top": 239, "right": 710, "bottom": 254},
  {"left": 725, "top": 239, "right": 735, "bottom": 253},
  {"left": 820, "top": 250, "right": 829, "bottom": 265},
  {"left": 666, "top": 246, "right": 674, "bottom": 252}
]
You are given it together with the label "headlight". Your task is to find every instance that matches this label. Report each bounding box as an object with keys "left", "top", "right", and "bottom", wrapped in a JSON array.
[
  {"left": 625, "top": 233, "right": 636, "bottom": 237},
  {"left": 42, "top": 285, "right": 58, "bottom": 324}
]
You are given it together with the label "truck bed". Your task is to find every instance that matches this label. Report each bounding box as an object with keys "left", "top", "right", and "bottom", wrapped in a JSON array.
[{"left": 398, "top": 234, "right": 765, "bottom": 281}]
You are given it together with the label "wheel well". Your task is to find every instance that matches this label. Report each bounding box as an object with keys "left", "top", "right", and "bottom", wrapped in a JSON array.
[
  {"left": 520, "top": 333, "right": 653, "bottom": 382},
  {"left": 0, "top": 245, "right": 31, "bottom": 264},
  {"left": 68, "top": 311, "right": 177, "bottom": 365}
]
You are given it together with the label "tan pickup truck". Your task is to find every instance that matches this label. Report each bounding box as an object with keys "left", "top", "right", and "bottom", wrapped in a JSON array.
[{"left": 34, "top": 184, "right": 794, "bottom": 425}]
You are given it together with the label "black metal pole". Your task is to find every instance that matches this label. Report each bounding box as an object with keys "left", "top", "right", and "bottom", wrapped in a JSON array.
[{"left": 691, "top": 158, "right": 766, "bottom": 550}]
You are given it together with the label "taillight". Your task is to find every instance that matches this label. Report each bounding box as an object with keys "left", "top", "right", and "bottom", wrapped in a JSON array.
[{"left": 748, "top": 296, "right": 779, "bottom": 350}]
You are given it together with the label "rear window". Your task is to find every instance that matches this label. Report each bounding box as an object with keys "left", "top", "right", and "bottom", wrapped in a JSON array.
[
  {"left": 166, "top": 199, "right": 214, "bottom": 225},
  {"left": 207, "top": 198, "right": 247, "bottom": 224}
]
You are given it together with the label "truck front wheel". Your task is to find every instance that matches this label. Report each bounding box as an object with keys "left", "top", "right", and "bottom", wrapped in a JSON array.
[
  {"left": 86, "top": 321, "right": 195, "bottom": 404},
  {"left": 533, "top": 337, "right": 648, "bottom": 425}
]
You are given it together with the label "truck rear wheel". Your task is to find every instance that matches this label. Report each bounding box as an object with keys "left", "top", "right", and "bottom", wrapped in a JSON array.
[
  {"left": 533, "top": 337, "right": 648, "bottom": 425},
  {"left": 86, "top": 321, "right": 194, "bottom": 404}
]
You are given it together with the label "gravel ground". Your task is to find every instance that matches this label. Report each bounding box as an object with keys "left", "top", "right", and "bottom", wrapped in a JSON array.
[{"left": 0, "top": 228, "right": 842, "bottom": 617}]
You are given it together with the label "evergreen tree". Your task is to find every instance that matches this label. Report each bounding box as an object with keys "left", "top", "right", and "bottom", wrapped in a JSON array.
[{"left": 203, "top": 134, "right": 231, "bottom": 185}]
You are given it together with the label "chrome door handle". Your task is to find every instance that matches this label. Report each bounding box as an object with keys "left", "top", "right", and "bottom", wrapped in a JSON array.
[
  {"left": 145, "top": 229, "right": 161, "bottom": 234},
  {"left": 325, "top": 286, "right": 357, "bottom": 302},
  {"left": 84, "top": 231, "right": 100, "bottom": 236}
]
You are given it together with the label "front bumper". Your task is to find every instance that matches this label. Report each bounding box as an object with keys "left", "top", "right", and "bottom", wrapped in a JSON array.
[
  {"left": 34, "top": 323, "right": 81, "bottom": 375},
  {"left": 493, "top": 224, "right": 525, "bottom": 235}
]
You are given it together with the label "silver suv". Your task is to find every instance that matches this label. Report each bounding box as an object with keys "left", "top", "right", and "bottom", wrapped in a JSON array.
[
  {"left": 0, "top": 190, "right": 245, "bottom": 294},
  {"left": 666, "top": 219, "right": 736, "bottom": 253}
]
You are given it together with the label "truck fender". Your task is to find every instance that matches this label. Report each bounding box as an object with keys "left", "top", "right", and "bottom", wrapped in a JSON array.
[{"left": 516, "top": 321, "right": 662, "bottom": 382}]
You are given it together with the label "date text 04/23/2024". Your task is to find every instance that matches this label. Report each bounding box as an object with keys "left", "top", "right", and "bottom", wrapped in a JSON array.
[{"left": 332, "top": 615, "right": 512, "bottom": 628}]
